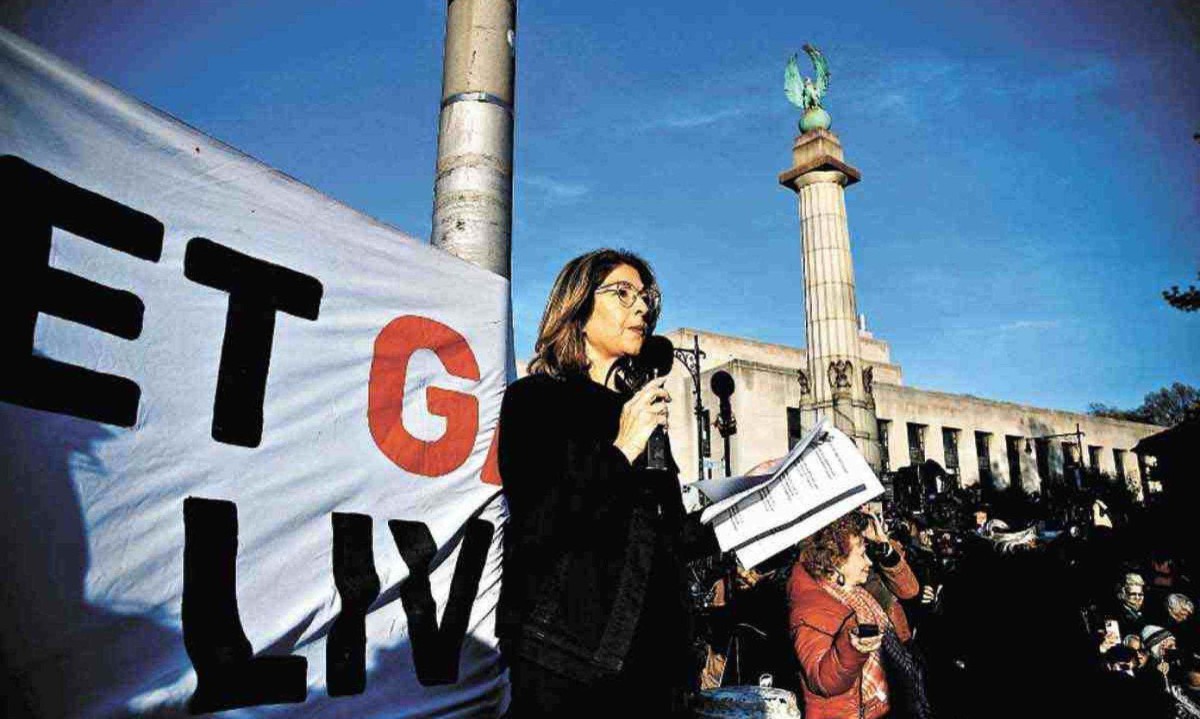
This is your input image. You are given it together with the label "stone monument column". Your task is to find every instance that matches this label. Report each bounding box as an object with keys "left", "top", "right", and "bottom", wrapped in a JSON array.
[{"left": 779, "top": 129, "right": 879, "bottom": 468}]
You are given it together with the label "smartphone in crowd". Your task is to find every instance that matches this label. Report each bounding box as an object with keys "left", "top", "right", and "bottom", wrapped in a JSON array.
[{"left": 1104, "top": 619, "right": 1121, "bottom": 646}]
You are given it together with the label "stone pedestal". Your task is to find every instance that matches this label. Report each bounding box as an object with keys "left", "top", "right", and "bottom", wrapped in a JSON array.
[{"left": 779, "top": 129, "right": 879, "bottom": 468}]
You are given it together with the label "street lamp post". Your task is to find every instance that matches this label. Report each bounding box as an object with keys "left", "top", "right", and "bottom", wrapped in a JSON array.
[
  {"left": 1025, "top": 423, "right": 1086, "bottom": 489},
  {"left": 673, "top": 335, "right": 709, "bottom": 480}
]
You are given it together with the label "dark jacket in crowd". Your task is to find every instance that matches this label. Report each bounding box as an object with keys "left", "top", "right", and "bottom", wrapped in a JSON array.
[
  {"left": 1085, "top": 590, "right": 1148, "bottom": 639},
  {"left": 863, "top": 539, "right": 922, "bottom": 643},
  {"left": 497, "top": 373, "right": 717, "bottom": 715},
  {"left": 1091, "top": 666, "right": 1167, "bottom": 718}
]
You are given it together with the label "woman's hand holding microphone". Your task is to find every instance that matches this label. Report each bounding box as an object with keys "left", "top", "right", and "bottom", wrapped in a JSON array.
[{"left": 614, "top": 378, "right": 671, "bottom": 465}]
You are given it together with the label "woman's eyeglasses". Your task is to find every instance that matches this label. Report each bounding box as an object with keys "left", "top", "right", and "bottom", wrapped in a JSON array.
[{"left": 595, "top": 281, "right": 660, "bottom": 313}]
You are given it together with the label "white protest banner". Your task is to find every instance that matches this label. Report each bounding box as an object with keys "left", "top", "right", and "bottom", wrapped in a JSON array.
[{"left": 1, "top": 27, "right": 511, "bottom": 718}]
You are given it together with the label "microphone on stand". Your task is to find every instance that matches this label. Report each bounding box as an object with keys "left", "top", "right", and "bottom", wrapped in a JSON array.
[
  {"left": 711, "top": 370, "right": 737, "bottom": 478},
  {"left": 637, "top": 335, "right": 676, "bottom": 471}
]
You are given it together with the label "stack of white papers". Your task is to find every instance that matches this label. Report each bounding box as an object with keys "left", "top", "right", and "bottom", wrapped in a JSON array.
[{"left": 696, "top": 418, "right": 884, "bottom": 569}]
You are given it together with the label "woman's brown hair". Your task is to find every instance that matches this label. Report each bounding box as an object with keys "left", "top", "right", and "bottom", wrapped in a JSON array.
[
  {"left": 527, "top": 248, "right": 659, "bottom": 379},
  {"left": 796, "top": 512, "right": 869, "bottom": 580}
]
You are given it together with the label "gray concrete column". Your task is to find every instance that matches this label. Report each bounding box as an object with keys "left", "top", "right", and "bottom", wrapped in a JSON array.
[
  {"left": 431, "top": 0, "right": 516, "bottom": 278},
  {"left": 780, "top": 130, "right": 879, "bottom": 468}
]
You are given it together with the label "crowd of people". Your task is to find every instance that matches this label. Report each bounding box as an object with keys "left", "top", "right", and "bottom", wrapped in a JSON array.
[
  {"left": 1084, "top": 552, "right": 1199, "bottom": 715},
  {"left": 694, "top": 476, "right": 1199, "bottom": 718}
]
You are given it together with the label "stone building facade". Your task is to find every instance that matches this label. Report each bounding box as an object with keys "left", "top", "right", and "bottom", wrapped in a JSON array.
[{"left": 659, "top": 326, "right": 1162, "bottom": 499}]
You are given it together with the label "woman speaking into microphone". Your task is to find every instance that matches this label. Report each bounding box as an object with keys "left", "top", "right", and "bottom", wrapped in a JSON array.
[{"left": 497, "top": 249, "right": 718, "bottom": 717}]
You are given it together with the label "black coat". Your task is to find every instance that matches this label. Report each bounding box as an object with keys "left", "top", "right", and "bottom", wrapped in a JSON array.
[
  {"left": 1088, "top": 596, "right": 1148, "bottom": 639},
  {"left": 496, "top": 374, "right": 717, "bottom": 693}
]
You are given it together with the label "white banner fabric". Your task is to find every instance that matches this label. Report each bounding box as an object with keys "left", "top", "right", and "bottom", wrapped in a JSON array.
[{"left": 1, "top": 28, "right": 510, "bottom": 718}]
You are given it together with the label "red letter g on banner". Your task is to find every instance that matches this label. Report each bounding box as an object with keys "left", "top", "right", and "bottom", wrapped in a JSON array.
[{"left": 368, "top": 316, "right": 480, "bottom": 477}]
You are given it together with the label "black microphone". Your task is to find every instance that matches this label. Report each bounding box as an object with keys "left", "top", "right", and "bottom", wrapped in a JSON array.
[
  {"left": 711, "top": 370, "right": 737, "bottom": 438},
  {"left": 638, "top": 335, "right": 675, "bottom": 471},
  {"left": 710, "top": 370, "right": 737, "bottom": 478}
]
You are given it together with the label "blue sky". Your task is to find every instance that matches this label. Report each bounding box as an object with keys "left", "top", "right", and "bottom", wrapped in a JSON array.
[{"left": 5, "top": 0, "right": 1197, "bottom": 413}]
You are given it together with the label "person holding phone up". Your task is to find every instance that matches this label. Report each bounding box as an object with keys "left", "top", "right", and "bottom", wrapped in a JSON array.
[
  {"left": 859, "top": 501, "right": 924, "bottom": 644},
  {"left": 787, "top": 509, "right": 922, "bottom": 719}
]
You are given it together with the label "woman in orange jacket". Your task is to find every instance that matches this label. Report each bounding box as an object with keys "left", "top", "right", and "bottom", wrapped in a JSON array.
[{"left": 787, "top": 510, "right": 919, "bottom": 719}]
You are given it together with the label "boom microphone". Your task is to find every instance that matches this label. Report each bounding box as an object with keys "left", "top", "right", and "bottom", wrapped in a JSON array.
[{"left": 710, "top": 370, "right": 737, "bottom": 438}]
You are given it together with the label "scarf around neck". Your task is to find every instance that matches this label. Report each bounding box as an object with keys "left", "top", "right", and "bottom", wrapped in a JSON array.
[{"left": 821, "top": 578, "right": 891, "bottom": 716}]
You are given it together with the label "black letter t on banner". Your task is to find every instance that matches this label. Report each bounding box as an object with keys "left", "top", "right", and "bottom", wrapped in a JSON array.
[{"left": 183, "top": 238, "right": 323, "bottom": 447}]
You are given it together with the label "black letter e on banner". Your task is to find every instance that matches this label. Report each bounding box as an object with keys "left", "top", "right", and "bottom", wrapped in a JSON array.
[
  {"left": 184, "top": 239, "right": 322, "bottom": 447},
  {"left": 0, "top": 156, "right": 162, "bottom": 426}
]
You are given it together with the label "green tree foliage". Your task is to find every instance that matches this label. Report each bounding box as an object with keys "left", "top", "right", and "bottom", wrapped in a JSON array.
[
  {"left": 1088, "top": 382, "right": 1200, "bottom": 426},
  {"left": 1163, "top": 271, "right": 1200, "bottom": 312}
]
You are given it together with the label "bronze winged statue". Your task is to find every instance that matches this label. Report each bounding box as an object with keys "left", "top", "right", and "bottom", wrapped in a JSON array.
[{"left": 785, "top": 44, "right": 832, "bottom": 131}]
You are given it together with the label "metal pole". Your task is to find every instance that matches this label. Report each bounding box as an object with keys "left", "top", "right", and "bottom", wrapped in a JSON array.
[
  {"left": 723, "top": 433, "right": 732, "bottom": 477},
  {"left": 671, "top": 334, "right": 708, "bottom": 481},
  {"left": 1076, "top": 423, "right": 1086, "bottom": 489},
  {"left": 431, "top": 0, "right": 516, "bottom": 277},
  {"left": 693, "top": 335, "right": 706, "bottom": 480},
  {"left": 1075, "top": 424, "right": 1084, "bottom": 468}
]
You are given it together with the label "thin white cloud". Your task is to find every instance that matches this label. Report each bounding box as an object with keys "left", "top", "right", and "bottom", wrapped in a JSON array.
[
  {"left": 947, "top": 318, "right": 1064, "bottom": 336},
  {"left": 999, "top": 319, "right": 1061, "bottom": 331},
  {"left": 521, "top": 174, "right": 589, "bottom": 201},
  {"left": 842, "top": 54, "right": 1117, "bottom": 126},
  {"left": 650, "top": 106, "right": 748, "bottom": 129},
  {"left": 1026, "top": 61, "right": 1116, "bottom": 101}
]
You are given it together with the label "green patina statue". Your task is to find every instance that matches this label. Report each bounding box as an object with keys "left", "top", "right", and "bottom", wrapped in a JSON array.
[{"left": 785, "top": 44, "right": 832, "bottom": 132}]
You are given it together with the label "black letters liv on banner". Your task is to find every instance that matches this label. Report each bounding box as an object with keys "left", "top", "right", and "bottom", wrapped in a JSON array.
[{"left": 183, "top": 498, "right": 495, "bottom": 711}]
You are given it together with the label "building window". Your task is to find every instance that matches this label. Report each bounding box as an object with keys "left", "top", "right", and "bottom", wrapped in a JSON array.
[
  {"left": 1113, "top": 448, "right": 1126, "bottom": 482},
  {"left": 1062, "top": 441, "right": 1081, "bottom": 487},
  {"left": 1088, "top": 445, "right": 1102, "bottom": 472},
  {"left": 786, "top": 407, "right": 803, "bottom": 450},
  {"left": 942, "top": 427, "right": 960, "bottom": 471},
  {"left": 1061, "top": 442, "right": 1078, "bottom": 468},
  {"left": 1006, "top": 436, "right": 1023, "bottom": 490},
  {"left": 975, "top": 431, "right": 993, "bottom": 486},
  {"left": 878, "top": 419, "right": 891, "bottom": 474},
  {"left": 907, "top": 423, "right": 926, "bottom": 465},
  {"left": 1034, "top": 438, "right": 1050, "bottom": 484}
]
